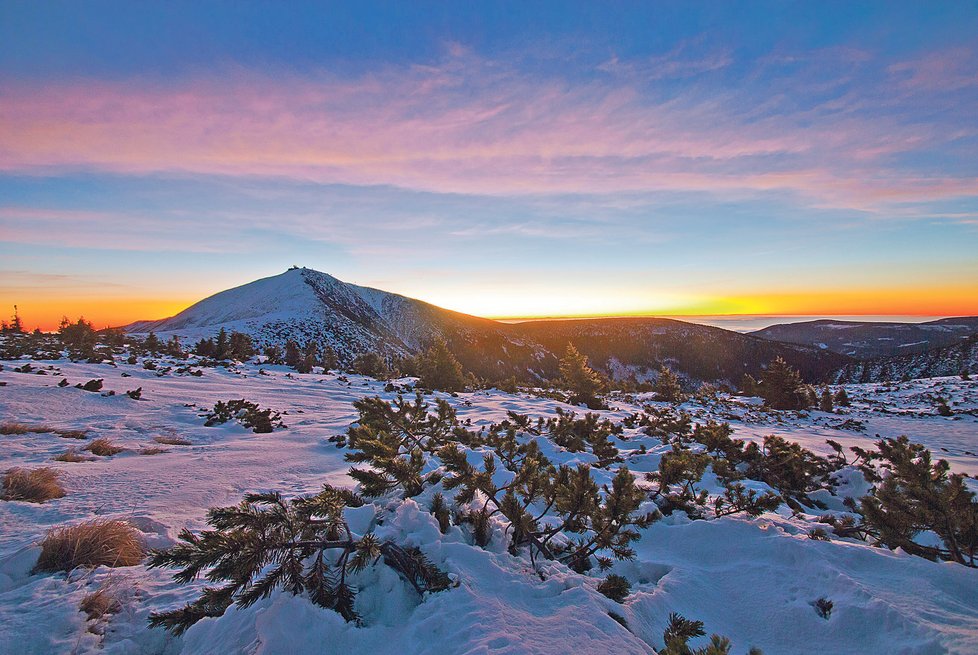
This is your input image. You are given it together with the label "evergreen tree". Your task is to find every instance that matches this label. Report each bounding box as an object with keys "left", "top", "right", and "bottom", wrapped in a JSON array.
[
  {"left": 229, "top": 332, "right": 255, "bottom": 361},
  {"left": 284, "top": 340, "right": 303, "bottom": 369},
  {"left": 263, "top": 344, "right": 283, "bottom": 365},
  {"left": 739, "top": 374, "right": 757, "bottom": 396},
  {"left": 654, "top": 366, "right": 684, "bottom": 403},
  {"left": 321, "top": 345, "right": 339, "bottom": 372},
  {"left": 165, "top": 335, "right": 183, "bottom": 357},
  {"left": 819, "top": 387, "right": 834, "bottom": 412},
  {"left": 834, "top": 388, "right": 851, "bottom": 407},
  {"left": 352, "top": 352, "right": 389, "bottom": 379},
  {"left": 143, "top": 332, "right": 162, "bottom": 355},
  {"left": 417, "top": 339, "right": 467, "bottom": 392},
  {"left": 214, "top": 328, "right": 230, "bottom": 360},
  {"left": 7, "top": 306, "right": 24, "bottom": 334},
  {"left": 756, "top": 357, "right": 809, "bottom": 410},
  {"left": 559, "top": 343, "right": 604, "bottom": 409},
  {"left": 194, "top": 338, "right": 215, "bottom": 358},
  {"left": 858, "top": 437, "right": 977, "bottom": 567}
]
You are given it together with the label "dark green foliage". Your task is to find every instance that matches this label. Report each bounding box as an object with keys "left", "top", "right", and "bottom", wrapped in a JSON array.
[
  {"left": 661, "top": 613, "right": 754, "bottom": 655},
  {"left": 430, "top": 492, "right": 451, "bottom": 534},
  {"left": 263, "top": 345, "right": 283, "bottom": 365},
  {"left": 648, "top": 449, "right": 711, "bottom": 514},
  {"left": 147, "top": 485, "right": 450, "bottom": 634},
  {"left": 713, "top": 483, "right": 782, "bottom": 518},
  {"left": 203, "top": 400, "right": 284, "bottom": 433},
  {"left": 596, "top": 574, "right": 631, "bottom": 603},
  {"left": 745, "top": 435, "right": 831, "bottom": 503},
  {"left": 936, "top": 400, "right": 952, "bottom": 417},
  {"left": 75, "top": 378, "right": 103, "bottom": 392},
  {"left": 559, "top": 343, "right": 605, "bottom": 409},
  {"left": 126, "top": 387, "right": 142, "bottom": 400},
  {"left": 351, "top": 352, "right": 389, "bottom": 379},
  {"left": 813, "top": 597, "right": 833, "bottom": 619},
  {"left": 346, "top": 394, "right": 456, "bottom": 497},
  {"left": 544, "top": 408, "right": 620, "bottom": 466},
  {"left": 440, "top": 444, "right": 656, "bottom": 571},
  {"left": 416, "top": 339, "right": 468, "bottom": 392},
  {"left": 284, "top": 340, "right": 303, "bottom": 369},
  {"left": 819, "top": 387, "right": 834, "bottom": 412},
  {"left": 833, "top": 388, "right": 850, "bottom": 407},
  {"left": 858, "top": 436, "right": 977, "bottom": 566},
  {"left": 740, "top": 374, "right": 757, "bottom": 396},
  {"left": 59, "top": 316, "right": 97, "bottom": 359},
  {"left": 757, "top": 357, "right": 810, "bottom": 410},
  {"left": 654, "top": 366, "right": 684, "bottom": 403}
]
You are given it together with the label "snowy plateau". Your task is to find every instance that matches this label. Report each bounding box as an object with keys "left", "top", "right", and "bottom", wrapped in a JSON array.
[{"left": 1, "top": 352, "right": 977, "bottom": 655}]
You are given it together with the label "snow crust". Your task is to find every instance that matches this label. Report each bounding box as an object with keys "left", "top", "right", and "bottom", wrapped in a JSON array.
[{"left": 1, "top": 358, "right": 977, "bottom": 654}]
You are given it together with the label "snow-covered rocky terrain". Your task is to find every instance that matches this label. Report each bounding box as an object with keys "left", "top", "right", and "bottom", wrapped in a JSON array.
[
  {"left": 1, "top": 355, "right": 977, "bottom": 655},
  {"left": 126, "top": 267, "right": 848, "bottom": 385}
]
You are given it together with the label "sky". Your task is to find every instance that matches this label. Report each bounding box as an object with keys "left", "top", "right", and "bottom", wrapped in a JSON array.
[{"left": 1, "top": 1, "right": 977, "bottom": 330}]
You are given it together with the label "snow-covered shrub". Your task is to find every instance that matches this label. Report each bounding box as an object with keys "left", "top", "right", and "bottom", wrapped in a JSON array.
[
  {"left": 857, "top": 436, "right": 977, "bottom": 567},
  {"left": 203, "top": 399, "right": 284, "bottom": 433},
  {"left": 147, "top": 485, "right": 451, "bottom": 634},
  {"left": 596, "top": 574, "right": 631, "bottom": 603}
]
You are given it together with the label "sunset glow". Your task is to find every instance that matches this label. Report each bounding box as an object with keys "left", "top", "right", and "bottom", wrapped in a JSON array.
[{"left": 1, "top": 3, "right": 976, "bottom": 328}]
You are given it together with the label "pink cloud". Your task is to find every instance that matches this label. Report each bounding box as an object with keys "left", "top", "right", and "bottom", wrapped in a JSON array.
[{"left": 0, "top": 51, "right": 974, "bottom": 209}]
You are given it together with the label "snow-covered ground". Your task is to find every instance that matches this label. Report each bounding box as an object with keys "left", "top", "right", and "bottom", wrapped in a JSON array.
[{"left": 1, "top": 358, "right": 977, "bottom": 654}]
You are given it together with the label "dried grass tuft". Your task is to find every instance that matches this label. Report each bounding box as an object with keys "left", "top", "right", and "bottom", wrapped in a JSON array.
[
  {"left": 85, "top": 438, "right": 124, "bottom": 457},
  {"left": 53, "top": 449, "right": 96, "bottom": 463},
  {"left": 152, "top": 435, "right": 191, "bottom": 446},
  {"left": 80, "top": 586, "right": 123, "bottom": 621},
  {"left": 1, "top": 467, "right": 66, "bottom": 503},
  {"left": 0, "top": 422, "right": 54, "bottom": 435},
  {"left": 34, "top": 519, "right": 145, "bottom": 573},
  {"left": 138, "top": 447, "right": 168, "bottom": 456}
]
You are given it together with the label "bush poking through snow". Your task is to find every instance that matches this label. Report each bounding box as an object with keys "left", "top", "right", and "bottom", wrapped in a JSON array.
[
  {"left": 33, "top": 519, "right": 145, "bottom": 573},
  {"left": 203, "top": 399, "right": 284, "bottom": 433},
  {"left": 153, "top": 435, "right": 192, "bottom": 446},
  {"left": 53, "top": 448, "right": 95, "bottom": 463},
  {"left": 2, "top": 467, "right": 66, "bottom": 503},
  {"left": 813, "top": 597, "right": 833, "bottom": 620},
  {"left": 347, "top": 394, "right": 656, "bottom": 571},
  {"left": 660, "top": 612, "right": 760, "bottom": 655},
  {"left": 85, "top": 438, "right": 124, "bottom": 456},
  {"left": 75, "top": 379, "right": 104, "bottom": 392},
  {"left": 147, "top": 485, "right": 451, "bottom": 634},
  {"left": 596, "top": 574, "right": 631, "bottom": 603},
  {"left": 430, "top": 492, "right": 451, "bottom": 534},
  {"left": 857, "top": 436, "right": 978, "bottom": 567}
]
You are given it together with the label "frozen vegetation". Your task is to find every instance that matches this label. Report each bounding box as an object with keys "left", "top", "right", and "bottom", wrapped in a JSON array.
[{"left": 1, "top": 339, "right": 977, "bottom": 654}]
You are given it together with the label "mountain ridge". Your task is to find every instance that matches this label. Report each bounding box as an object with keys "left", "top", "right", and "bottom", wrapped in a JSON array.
[
  {"left": 751, "top": 317, "right": 978, "bottom": 359},
  {"left": 128, "top": 267, "right": 850, "bottom": 384}
]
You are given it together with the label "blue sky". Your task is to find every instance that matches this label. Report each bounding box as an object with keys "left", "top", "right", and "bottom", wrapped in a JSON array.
[{"left": 1, "top": 2, "right": 977, "bottom": 327}]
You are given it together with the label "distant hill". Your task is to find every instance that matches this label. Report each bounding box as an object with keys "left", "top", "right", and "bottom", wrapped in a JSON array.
[
  {"left": 751, "top": 317, "right": 978, "bottom": 359},
  {"left": 835, "top": 334, "right": 978, "bottom": 383},
  {"left": 128, "top": 267, "right": 849, "bottom": 384}
]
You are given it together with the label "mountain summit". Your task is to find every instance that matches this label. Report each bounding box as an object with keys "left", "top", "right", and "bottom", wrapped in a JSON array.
[{"left": 129, "top": 267, "right": 848, "bottom": 384}]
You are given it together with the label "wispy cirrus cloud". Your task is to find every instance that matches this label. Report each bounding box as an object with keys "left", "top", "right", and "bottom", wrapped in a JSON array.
[{"left": 1, "top": 45, "right": 975, "bottom": 213}]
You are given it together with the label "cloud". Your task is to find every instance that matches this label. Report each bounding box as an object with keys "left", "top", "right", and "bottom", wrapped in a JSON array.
[{"left": 0, "top": 46, "right": 976, "bottom": 214}]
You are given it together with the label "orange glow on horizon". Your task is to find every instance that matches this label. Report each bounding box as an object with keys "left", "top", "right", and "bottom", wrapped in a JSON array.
[
  {"left": 7, "top": 298, "right": 195, "bottom": 332},
  {"left": 5, "top": 282, "right": 977, "bottom": 333}
]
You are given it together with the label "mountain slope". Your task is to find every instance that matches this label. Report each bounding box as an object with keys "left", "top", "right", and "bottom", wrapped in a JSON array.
[
  {"left": 751, "top": 317, "right": 978, "bottom": 359},
  {"left": 128, "top": 267, "right": 848, "bottom": 384},
  {"left": 835, "top": 334, "right": 978, "bottom": 383}
]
